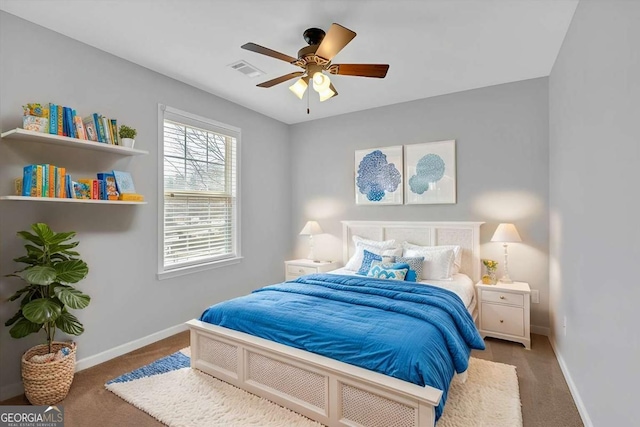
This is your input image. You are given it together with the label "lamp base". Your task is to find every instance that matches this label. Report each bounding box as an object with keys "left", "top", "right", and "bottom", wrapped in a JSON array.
[{"left": 499, "top": 275, "right": 513, "bottom": 284}]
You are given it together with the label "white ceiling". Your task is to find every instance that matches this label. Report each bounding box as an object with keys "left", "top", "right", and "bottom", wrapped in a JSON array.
[{"left": 0, "top": 0, "right": 578, "bottom": 124}]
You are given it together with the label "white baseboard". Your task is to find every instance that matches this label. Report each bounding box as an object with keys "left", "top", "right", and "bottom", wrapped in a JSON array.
[
  {"left": 549, "top": 337, "right": 594, "bottom": 427},
  {"left": 531, "top": 324, "right": 550, "bottom": 336},
  {"left": 0, "top": 322, "right": 188, "bottom": 401}
]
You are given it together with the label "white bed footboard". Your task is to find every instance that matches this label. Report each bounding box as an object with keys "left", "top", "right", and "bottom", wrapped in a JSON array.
[{"left": 188, "top": 319, "right": 441, "bottom": 427}]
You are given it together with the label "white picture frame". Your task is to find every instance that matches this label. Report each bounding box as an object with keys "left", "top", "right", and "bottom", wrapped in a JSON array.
[
  {"left": 355, "top": 145, "right": 403, "bottom": 205},
  {"left": 404, "top": 140, "right": 456, "bottom": 204}
]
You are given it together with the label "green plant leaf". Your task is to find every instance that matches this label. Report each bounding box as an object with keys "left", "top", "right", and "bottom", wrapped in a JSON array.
[
  {"left": 5, "top": 310, "right": 23, "bottom": 327},
  {"left": 31, "top": 223, "right": 55, "bottom": 243},
  {"left": 17, "top": 230, "right": 43, "bottom": 246},
  {"left": 12, "top": 255, "right": 38, "bottom": 265},
  {"left": 25, "top": 244, "right": 44, "bottom": 257},
  {"left": 54, "top": 286, "right": 90, "bottom": 309},
  {"left": 50, "top": 254, "right": 70, "bottom": 262},
  {"left": 49, "top": 231, "right": 76, "bottom": 245},
  {"left": 55, "top": 311, "right": 84, "bottom": 336},
  {"left": 20, "top": 290, "right": 37, "bottom": 307},
  {"left": 22, "top": 298, "right": 61, "bottom": 323},
  {"left": 61, "top": 250, "right": 80, "bottom": 257},
  {"left": 21, "top": 265, "right": 57, "bottom": 285},
  {"left": 50, "top": 242, "right": 79, "bottom": 252},
  {"left": 54, "top": 260, "right": 88, "bottom": 283},
  {"left": 9, "top": 318, "right": 42, "bottom": 338},
  {"left": 8, "top": 287, "right": 31, "bottom": 301}
]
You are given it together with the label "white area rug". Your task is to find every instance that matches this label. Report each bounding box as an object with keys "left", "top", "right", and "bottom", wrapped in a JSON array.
[{"left": 106, "top": 348, "right": 522, "bottom": 427}]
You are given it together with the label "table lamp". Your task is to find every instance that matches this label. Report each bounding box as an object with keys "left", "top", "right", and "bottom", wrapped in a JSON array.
[
  {"left": 299, "top": 221, "right": 323, "bottom": 262},
  {"left": 491, "top": 223, "right": 521, "bottom": 283}
]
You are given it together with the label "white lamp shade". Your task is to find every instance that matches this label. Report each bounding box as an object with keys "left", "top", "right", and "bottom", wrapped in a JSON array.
[
  {"left": 299, "top": 221, "right": 323, "bottom": 236},
  {"left": 312, "top": 72, "right": 331, "bottom": 92},
  {"left": 491, "top": 223, "right": 522, "bottom": 243},
  {"left": 289, "top": 78, "right": 308, "bottom": 99}
]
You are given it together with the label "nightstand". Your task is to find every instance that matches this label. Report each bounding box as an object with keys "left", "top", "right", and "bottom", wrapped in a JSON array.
[
  {"left": 285, "top": 259, "right": 341, "bottom": 281},
  {"left": 476, "top": 281, "right": 531, "bottom": 349}
]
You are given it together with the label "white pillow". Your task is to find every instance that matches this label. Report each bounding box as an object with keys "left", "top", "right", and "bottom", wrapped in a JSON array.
[
  {"left": 344, "top": 236, "right": 400, "bottom": 271},
  {"left": 402, "top": 242, "right": 462, "bottom": 274},
  {"left": 402, "top": 245, "right": 457, "bottom": 280}
]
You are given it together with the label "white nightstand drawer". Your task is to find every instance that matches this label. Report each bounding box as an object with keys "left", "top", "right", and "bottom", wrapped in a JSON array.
[
  {"left": 481, "top": 290, "right": 524, "bottom": 307},
  {"left": 481, "top": 303, "right": 524, "bottom": 337},
  {"left": 287, "top": 264, "right": 318, "bottom": 276}
]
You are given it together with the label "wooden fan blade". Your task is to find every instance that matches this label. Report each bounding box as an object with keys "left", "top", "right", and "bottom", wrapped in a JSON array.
[
  {"left": 315, "top": 23, "right": 356, "bottom": 61},
  {"left": 241, "top": 42, "right": 298, "bottom": 64},
  {"left": 257, "top": 72, "right": 304, "bottom": 88},
  {"left": 333, "top": 64, "right": 389, "bottom": 78}
]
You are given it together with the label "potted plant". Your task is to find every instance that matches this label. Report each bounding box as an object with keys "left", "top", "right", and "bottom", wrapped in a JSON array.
[
  {"left": 118, "top": 125, "right": 137, "bottom": 148},
  {"left": 5, "top": 223, "right": 90, "bottom": 405}
]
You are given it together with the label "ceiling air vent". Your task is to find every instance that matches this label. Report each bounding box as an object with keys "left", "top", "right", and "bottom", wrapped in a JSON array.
[{"left": 229, "top": 60, "right": 264, "bottom": 78}]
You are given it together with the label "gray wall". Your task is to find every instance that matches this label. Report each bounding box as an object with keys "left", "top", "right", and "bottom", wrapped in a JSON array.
[
  {"left": 289, "top": 78, "right": 550, "bottom": 329},
  {"left": 0, "top": 12, "right": 291, "bottom": 395},
  {"left": 549, "top": 1, "right": 640, "bottom": 426}
]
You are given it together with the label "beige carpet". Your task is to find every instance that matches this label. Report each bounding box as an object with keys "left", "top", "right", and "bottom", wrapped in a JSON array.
[{"left": 106, "top": 349, "right": 522, "bottom": 427}]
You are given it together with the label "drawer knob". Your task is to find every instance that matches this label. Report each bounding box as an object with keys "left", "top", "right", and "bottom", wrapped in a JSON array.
[
  {"left": 500, "top": 296, "right": 506, "bottom": 300},
  {"left": 500, "top": 320, "right": 504, "bottom": 323},
  {"left": 298, "top": 269, "right": 304, "bottom": 273}
]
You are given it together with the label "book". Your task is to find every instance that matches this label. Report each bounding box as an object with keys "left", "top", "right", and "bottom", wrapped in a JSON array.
[
  {"left": 101, "top": 117, "right": 112, "bottom": 144},
  {"left": 73, "top": 181, "right": 91, "bottom": 199},
  {"left": 48, "top": 165, "right": 56, "bottom": 198},
  {"left": 78, "top": 179, "right": 95, "bottom": 199},
  {"left": 118, "top": 193, "right": 144, "bottom": 201},
  {"left": 22, "top": 165, "right": 35, "bottom": 196},
  {"left": 83, "top": 116, "right": 98, "bottom": 141},
  {"left": 74, "top": 116, "right": 87, "bottom": 140},
  {"left": 42, "top": 164, "right": 49, "bottom": 197},
  {"left": 110, "top": 119, "right": 119, "bottom": 145},
  {"left": 94, "top": 113, "right": 106, "bottom": 143},
  {"left": 65, "top": 174, "right": 73, "bottom": 198},
  {"left": 97, "top": 172, "right": 119, "bottom": 200},
  {"left": 56, "top": 105, "right": 63, "bottom": 136},
  {"left": 49, "top": 104, "right": 57, "bottom": 134},
  {"left": 15, "top": 178, "right": 22, "bottom": 196},
  {"left": 57, "top": 167, "right": 66, "bottom": 198},
  {"left": 22, "top": 116, "right": 49, "bottom": 133},
  {"left": 35, "top": 165, "right": 43, "bottom": 197},
  {"left": 112, "top": 170, "right": 136, "bottom": 194}
]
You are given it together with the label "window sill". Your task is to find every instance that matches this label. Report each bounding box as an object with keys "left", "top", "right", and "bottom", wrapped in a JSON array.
[{"left": 157, "top": 256, "right": 243, "bottom": 280}]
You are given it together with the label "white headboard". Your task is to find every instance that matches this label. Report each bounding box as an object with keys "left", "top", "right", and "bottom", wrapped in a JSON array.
[{"left": 341, "top": 220, "right": 485, "bottom": 282}]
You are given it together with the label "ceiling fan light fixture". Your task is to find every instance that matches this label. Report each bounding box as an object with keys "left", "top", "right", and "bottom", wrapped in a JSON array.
[
  {"left": 318, "top": 86, "right": 336, "bottom": 102},
  {"left": 289, "top": 77, "right": 308, "bottom": 99},
  {"left": 312, "top": 72, "right": 331, "bottom": 92}
]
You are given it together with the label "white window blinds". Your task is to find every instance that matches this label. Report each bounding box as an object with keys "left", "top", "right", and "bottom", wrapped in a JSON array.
[{"left": 161, "top": 107, "right": 239, "bottom": 271}]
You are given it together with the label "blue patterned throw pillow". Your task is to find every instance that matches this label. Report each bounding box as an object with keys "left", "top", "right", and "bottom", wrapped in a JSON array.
[
  {"left": 367, "top": 264, "right": 408, "bottom": 281},
  {"left": 370, "top": 261, "right": 417, "bottom": 281},
  {"left": 357, "top": 249, "right": 383, "bottom": 275},
  {"left": 393, "top": 256, "right": 425, "bottom": 281}
]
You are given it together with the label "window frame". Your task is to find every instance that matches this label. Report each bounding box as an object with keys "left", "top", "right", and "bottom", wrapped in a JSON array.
[{"left": 157, "top": 104, "right": 242, "bottom": 280}]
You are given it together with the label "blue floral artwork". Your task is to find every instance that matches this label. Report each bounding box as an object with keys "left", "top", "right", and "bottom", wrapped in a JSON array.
[
  {"left": 408, "top": 154, "right": 445, "bottom": 194},
  {"left": 404, "top": 140, "right": 456, "bottom": 204},
  {"left": 355, "top": 146, "right": 403, "bottom": 205}
]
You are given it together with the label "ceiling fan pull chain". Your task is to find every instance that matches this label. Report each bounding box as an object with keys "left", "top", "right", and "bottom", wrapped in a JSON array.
[{"left": 307, "top": 88, "right": 310, "bottom": 114}]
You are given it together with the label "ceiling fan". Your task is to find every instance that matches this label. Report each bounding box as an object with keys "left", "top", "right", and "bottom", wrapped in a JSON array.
[{"left": 241, "top": 23, "right": 389, "bottom": 104}]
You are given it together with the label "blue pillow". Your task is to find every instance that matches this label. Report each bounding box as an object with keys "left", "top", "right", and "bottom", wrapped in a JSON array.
[
  {"left": 367, "top": 264, "right": 408, "bottom": 281},
  {"left": 369, "top": 261, "right": 417, "bottom": 282},
  {"left": 357, "top": 249, "right": 382, "bottom": 275},
  {"left": 393, "top": 256, "right": 424, "bottom": 281}
]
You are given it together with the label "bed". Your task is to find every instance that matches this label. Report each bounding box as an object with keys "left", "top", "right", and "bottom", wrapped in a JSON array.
[{"left": 187, "top": 220, "right": 484, "bottom": 427}]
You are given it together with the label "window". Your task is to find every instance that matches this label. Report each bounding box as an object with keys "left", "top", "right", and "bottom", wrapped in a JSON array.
[{"left": 158, "top": 105, "right": 240, "bottom": 278}]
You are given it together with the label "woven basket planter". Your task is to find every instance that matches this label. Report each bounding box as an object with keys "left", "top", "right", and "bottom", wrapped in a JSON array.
[{"left": 21, "top": 342, "right": 76, "bottom": 405}]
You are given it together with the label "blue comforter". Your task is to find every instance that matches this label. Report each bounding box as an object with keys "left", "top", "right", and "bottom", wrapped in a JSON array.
[{"left": 200, "top": 274, "right": 485, "bottom": 419}]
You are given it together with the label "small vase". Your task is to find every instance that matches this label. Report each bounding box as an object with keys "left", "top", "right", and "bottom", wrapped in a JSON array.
[
  {"left": 121, "top": 138, "right": 135, "bottom": 148},
  {"left": 482, "top": 269, "right": 498, "bottom": 285}
]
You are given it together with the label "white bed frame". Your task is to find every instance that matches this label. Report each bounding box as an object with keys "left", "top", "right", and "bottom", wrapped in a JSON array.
[{"left": 188, "top": 220, "right": 483, "bottom": 427}]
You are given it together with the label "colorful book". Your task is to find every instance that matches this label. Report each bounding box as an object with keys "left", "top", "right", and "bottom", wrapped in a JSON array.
[
  {"left": 49, "top": 104, "right": 57, "bottom": 134},
  {"left": 65, "top": 174, "right": 73, "bottom": 198},
  {"left": 35, "top": 165, "right": 43, "bottom": 197},
  {"left": 14, "top": 178, "right": 23, "bottom": 196},
  {"left": 74, "top": 116, "right": 87, "bottom": 140},
  {"left": 56, "top": 105, "right": 63, "bottom": 136},
  {"left": 22, "top": 165, "right": 34, "bottom": 196},
  {"left": 97, "top": 172, "right": 119, "bottom": 200},
  {"left": 83, "top": 116, "right": 98, "bottom": 141},
  {"left": 110, "top": 119, "right": 119, "bottom": 145},
  {"left": 118, "top": 193, "right": 144, "bottom": 201},
  {"left": 112, "top": 170, "right": 135, "bottom": 194},
  {"left": 73, "top": 181, "right": 91, "bottom": 199},
  {"left": 93, "top": 113, "right": 106, "bottom": 143},
  {"left": 101, "top": 117, "right": 112, "bottom": 144},
  {"left": 22, "top": 116, "right": 49, "bottom": 133}
]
